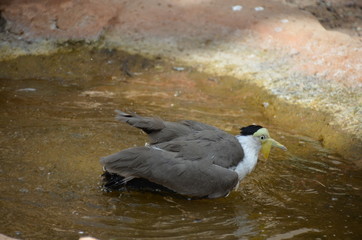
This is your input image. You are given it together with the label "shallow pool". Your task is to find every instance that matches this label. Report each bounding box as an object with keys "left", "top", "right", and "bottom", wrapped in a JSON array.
[{"left": 0, "top": 48, "right": 361, "bottom": 239}]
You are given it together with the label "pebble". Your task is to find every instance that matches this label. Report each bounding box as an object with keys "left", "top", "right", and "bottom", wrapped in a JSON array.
[
  {"left": 232, "top": 5, "right": 243, "bottom": 11},
  {"left": 174, "top": 90, "right": 181, "bottom": 97},
  {"left": 254, "top": 6, "right": 264, "bottom": 11},
  {"left": 16, "top": 88, "right": 37, "bottom": 92},
  {"left": 19, "top": 188, "right": 29, "bottom": 193},
  {"left": 330, "top": 160, "right": 342, "bottom": 165},
  {"left": 172, "top": 66, "right": 185, "bottom": 71},
  {"left": 274, "top": 27, "right": 283, "bottom": 32}
]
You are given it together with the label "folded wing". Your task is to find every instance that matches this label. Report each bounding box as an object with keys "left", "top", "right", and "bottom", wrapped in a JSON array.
[{"left": 101, "top": 146, "right": 239, "bottom": 198}]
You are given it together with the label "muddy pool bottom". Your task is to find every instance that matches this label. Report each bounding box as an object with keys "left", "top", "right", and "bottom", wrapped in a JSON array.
[{"left": 0, "top": 48, "right": 361, "bottom": 239}]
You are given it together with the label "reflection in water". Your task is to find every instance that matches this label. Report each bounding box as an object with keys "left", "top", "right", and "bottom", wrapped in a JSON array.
[
  {"left": 90, "top": 193, "right": 258, "bottom": 239},
  {"left": 0, "top": 49, "right": 361, "bottom": 239}
]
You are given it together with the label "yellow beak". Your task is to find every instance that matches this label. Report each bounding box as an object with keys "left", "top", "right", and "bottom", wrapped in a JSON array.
[{"left": 261, "top": 138, "right": 287, "bottom": 159}]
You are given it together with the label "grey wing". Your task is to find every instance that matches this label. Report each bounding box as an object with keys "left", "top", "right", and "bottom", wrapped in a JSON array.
[
  {"left": 115, "top": 110, "right": 231, "bottom": 144},
  {"left": 115, "top": 110, "right": 166, "bottom": 133},
  {"left": 116, "top": 110, "right": 196, "bottom": 143},
  {"left": 179, "top": 120, "right": 221, "bottom": 131},
  {"left": 155, "top": 130, "right": 245, "bottom": 168},
  {"left": 100, "top": 146, "right": 239, "bottom": 198}
]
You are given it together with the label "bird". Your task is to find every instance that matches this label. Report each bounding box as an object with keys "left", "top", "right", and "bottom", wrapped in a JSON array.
[{"left": 100, "top": 110, "right": 287, "bottom": 199}]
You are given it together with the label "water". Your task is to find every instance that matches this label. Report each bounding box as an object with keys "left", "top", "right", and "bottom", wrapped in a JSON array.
[{"left": 1, "top": 48, "right": 361, "bottom": 239}]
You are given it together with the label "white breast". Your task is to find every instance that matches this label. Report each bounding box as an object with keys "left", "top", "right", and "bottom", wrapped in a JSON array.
[{"left": 233, "top": 135, "right": 261, "bottom": 180}]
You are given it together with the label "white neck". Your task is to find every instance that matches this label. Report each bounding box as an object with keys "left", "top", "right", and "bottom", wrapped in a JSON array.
[{"left": 233, "top": 135, "right": 261, "bottom": 180}]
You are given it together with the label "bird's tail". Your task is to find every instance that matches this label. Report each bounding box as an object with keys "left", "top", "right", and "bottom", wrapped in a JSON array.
[
  {"left": 101, "top": 171, "right": 127, "bottom": 191},
  {"left": 115, "top": 110, "right": 165, "bottom": 134},
  {"left": 101, "top": 170, "right": 174, "bottom": 193}
]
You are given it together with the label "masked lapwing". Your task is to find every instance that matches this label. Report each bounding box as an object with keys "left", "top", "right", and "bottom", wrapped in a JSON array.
[{"left": 101, "top": 110, "right": 287, "bottom": 198}]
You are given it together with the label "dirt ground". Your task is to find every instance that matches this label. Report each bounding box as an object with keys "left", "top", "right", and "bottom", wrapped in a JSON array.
[
  {"left": 1, "top": 0, "right": 361, "bottom": 40},
  {"left": 1, "top": 0, "right": 360, "bottom": 39}
]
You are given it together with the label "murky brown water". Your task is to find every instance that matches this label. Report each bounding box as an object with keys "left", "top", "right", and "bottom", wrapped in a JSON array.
[{"left": 1, "top": 48, "right": 361, "bottom": 239}]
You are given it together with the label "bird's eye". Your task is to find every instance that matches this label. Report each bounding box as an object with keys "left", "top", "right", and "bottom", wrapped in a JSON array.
[{"left": 260, "top": 135, "right": 266, "bottom": 140}]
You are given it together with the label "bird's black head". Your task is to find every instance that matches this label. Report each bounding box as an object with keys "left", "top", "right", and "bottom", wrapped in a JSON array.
[{"left": 240, "top": 125, "right": 263, "bottom": 136}]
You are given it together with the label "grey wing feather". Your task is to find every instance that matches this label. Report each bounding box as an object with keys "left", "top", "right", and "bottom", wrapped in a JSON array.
[
  {"left": 116, "top": 110, "right": 193, "bottom": 143},
  {"left": 115, "top": 110, "right": 165, "bottom": 133},
  {"left": 155, "top": 130, "right": 244, "bottom": 168},
  {"left": 179, "top": 120, "right": 220, "bottom": 131},
  {"left": 100, "top": 146, "right": 239, "bottom": 198},
  {"left": 115, "top": 110, "right": 228, "bottom": 144}
]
